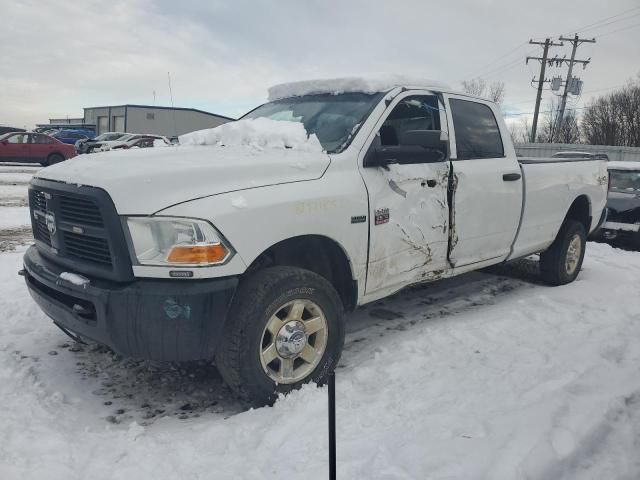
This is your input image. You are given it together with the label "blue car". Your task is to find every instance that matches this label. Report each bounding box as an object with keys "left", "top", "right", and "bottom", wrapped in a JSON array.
[{"left": 52, "top": 129, "right": 95, "bottom": 145}]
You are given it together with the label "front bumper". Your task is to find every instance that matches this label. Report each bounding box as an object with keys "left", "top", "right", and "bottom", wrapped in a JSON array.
[{"left": 23, "top": 245, "right": 238, "bottom": 361}]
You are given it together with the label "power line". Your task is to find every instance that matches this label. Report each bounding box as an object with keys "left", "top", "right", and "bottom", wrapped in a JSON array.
[
  {"left": 598, "top": 21, "right": 640, "bottom": 38},
  {"left": 504, "top": 106, "right": 587, "bottom": 117},
  {"left": 476, "top": 57, "right": 526, "bottom": 79},
  {"left": 458, "top": 41, "right": 529, "bottom": 79},
  {"left": 577, "top": 11, "right": 640, "bottom": 34},
  {"left": 558, "top": 5, "right": 640, "bottom": 36},
  {"left": 505, "top": 83, "right": 628, "bottom": 110}
]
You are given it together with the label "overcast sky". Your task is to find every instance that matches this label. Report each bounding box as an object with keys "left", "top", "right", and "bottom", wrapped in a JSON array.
[{"left": 1, "top": 0, "right": 639, "bottom": 129}]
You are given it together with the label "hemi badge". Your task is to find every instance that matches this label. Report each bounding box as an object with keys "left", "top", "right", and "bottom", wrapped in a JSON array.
[
  {"left": 351, "top": 215, "right": 366, "bottom": 224},
  {"left": 72, "top": 226, "right": 84, "bottom": 234},
  {"left": 170, "top": 270, "right": 194, "bottom": 278}
]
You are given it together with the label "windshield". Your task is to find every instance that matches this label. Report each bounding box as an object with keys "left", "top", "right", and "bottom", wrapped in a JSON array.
[
  {"left": 609, "top": 169, "right": 640, "bottom": 192},
  {"left": 96, "top": 132, "right": 125, "bottom": 141},
  {"left": 241, "top": 92, "right": 384, "bottom": 153}
]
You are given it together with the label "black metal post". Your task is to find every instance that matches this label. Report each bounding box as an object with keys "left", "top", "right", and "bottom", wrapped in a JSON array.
[{"left": 328, "top": 371, "right": 336, "bottom": 480}]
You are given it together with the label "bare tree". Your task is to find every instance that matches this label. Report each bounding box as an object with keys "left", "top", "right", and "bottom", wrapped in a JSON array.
[
  {"left": 535, "top": 100, "right": 581, "bottom": 144},
  {"left": 461, "top": 78, "right": 487, "bottom": 97},
  {"left": 488, "top": 81, "right": 505, "bottom": 105},
  {"left": 508, "top": 118, "right": 533, "bottom": 144},
  {"left": 461, "top": 78, "right": 505, "bottom": 104},
  {"left": 581, "top": 77, "right": 640, "bottom": 147}
]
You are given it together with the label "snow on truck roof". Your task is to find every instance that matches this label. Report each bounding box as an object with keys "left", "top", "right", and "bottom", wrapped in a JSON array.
[{"left": 268, "top": 74, "right": 450, "bottom": 101}]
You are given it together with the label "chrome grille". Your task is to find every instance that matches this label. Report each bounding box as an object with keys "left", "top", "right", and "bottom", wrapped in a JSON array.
[
  {"left": 62, "top": 231, "right": 112, "bottom": 265},
  {"left": 29, "top": 188, "right": 113, "bottom": 267},
  {"left": 59, "top": 196, "right": 104, "bottom": 228}
]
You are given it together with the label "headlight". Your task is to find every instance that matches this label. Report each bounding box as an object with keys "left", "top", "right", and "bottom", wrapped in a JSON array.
[{"left": 125, "top": 217, "right": 233, "bottom": 266}]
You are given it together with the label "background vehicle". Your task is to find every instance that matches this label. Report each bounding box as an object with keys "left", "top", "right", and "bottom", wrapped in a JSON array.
[
  {"left": 594, "top": 161, "right": 640, "bottom": 248},
  {"left": 0, "top": 126, "right": 26, "bottom": 136},
  {"left": 0, "top": 131, "right": 76, "bottom": 165},
  {"left": 91, "top": 133, "right": 169, "bottom": 152},
  {"left": 23, "top": 76, "right": 608, "bottom": 405},
  {"left": 76, "top": 132, "right": 127, "bottom": 154},
  {"left": 111, "top": 136, "right": 171, "bottom": 150},
  {"left": 552, "top": 151, "right": 610, "bottom": 160},
  {"left": 52, "top": 129, "right": 93, "bottom": 145}
]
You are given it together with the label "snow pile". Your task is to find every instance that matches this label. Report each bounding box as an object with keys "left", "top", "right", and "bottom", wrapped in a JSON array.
[
  {"left": 179, "top": 118, "right": 323, "bottom": 152},
  {"left": 58, "top": 272, "right": 89, "bottom": 287},
  {"left": 268, "top": 74, "right": 450, "bottom": 101},
  {"left": 153, "top": 139, "right": 169, "bottom": 148}
]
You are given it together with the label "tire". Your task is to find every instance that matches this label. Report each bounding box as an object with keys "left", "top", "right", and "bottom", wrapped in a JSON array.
[
  {"left": 46, "top": 153, "right": 64, "bottom": 165},
  {"left": 540, "top": 220, "right": 586, "bottom": 285},
  {"left": 215, "top": 266, "right": 345, "bottom": 406}
]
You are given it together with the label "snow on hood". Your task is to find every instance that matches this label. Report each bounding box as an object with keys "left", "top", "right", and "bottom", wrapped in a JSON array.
[
  {"left": 179, "top": 118, "right": 323, "bottom": 152},
  {"left": 268, "top": 74, "right": 450, "bottom": 101},
  {"left": 34, "top": 143, "right": 330, "bottom": 215}
]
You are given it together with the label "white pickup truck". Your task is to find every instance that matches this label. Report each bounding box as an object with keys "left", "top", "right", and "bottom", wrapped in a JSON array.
[{"left": 23, "top": 76, "right": 608, "bottom": 405}]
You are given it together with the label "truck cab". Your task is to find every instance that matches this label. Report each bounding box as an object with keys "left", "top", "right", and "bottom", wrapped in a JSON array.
[{"left": 22, "top": 76, "right": 608, "bottom": 405}]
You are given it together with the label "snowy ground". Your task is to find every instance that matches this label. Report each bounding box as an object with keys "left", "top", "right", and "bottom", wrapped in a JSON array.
[
  {"left": 0, "top": 161, "right": 638, "bottom": 478},
  {"left": 1, "top": 240, "right": 639, "bottom": 479},
  {"left": 0, "top": 163, "right": 37, "bottom": 251}
]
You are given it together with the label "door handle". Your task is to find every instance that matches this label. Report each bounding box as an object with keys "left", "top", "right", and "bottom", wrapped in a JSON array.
[{"left": 503, "top": 173, "right": 521, "bottom": 181}]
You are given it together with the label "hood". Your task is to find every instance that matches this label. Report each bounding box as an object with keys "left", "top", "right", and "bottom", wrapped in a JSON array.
[
  {"left": 34, "top": 144, "right": 330, "bottom": 214},
  {"left": 607, "top": 190, "right": 640, "bottom": 223}
]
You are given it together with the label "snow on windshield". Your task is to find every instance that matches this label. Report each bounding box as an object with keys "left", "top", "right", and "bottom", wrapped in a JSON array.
[
  {"left": 268, "top": 74, "right": 449, "bottom": 101},
  {"left": 179, "top": 118, "right": 324, "bottom": 152}
]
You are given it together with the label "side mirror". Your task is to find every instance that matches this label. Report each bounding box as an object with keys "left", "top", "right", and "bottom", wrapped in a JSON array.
[
  {"left": 0, "top": 140, "right": 7, "bottom": 146},
  {"left": 364, "top": 130, "right": 449, "bottom": 168}
]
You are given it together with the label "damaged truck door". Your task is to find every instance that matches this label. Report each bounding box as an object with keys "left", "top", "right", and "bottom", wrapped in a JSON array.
[
  {"left": 360, "top": 93, "right": 451, "bottom": 295},
  {"left": 444, "top": 95, "right": 523, "bottom": 267}
]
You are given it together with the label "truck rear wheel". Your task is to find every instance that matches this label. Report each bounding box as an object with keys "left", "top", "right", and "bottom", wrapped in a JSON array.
[
  {"left": 215, "top": 266, "right": 345, "bottom": 406},
  {"left": 540, "top": 220, "right": 586, "bottom": 285}
]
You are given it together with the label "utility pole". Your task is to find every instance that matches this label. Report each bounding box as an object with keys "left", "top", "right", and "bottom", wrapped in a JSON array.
[
  {"left": 526, "top": 38, "right": 563, "bottom": 142},
  {"left": 556, "top": 34, "right": 596, "bottom": 133}
]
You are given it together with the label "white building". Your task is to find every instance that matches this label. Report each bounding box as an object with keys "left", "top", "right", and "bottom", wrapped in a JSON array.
[{"left": 83, "top": 104, "right": 233, "bottom": 137}]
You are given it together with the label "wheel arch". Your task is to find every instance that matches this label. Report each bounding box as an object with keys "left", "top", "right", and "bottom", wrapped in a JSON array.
[
  {"left": 245, "top": 234, "right": 358, "bottom": 312},
  {"left": 564, "top": 194, "right": 592, "bottom": 233},
  {"left": 47, "top": 151, "right": 65, "bottom": 163}
]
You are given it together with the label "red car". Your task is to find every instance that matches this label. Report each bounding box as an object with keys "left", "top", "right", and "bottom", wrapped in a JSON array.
[{"left": 0, "top": 132, "right": 77, "bottom": 166}]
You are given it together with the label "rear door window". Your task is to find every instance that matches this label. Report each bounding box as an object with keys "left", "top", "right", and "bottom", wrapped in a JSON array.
[
  {"left": 6, "top": 133, "right": 29, "bottom": 144},
  {"left": 33, "top": 134, "right": 53, "bottom": 144},
  {"left": 449, "top": 99, "right": 504, "bottom": 160}
]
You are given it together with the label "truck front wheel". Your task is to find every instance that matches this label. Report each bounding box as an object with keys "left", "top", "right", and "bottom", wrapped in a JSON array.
[
  {"left": 215, "top": 266, "right": 345, "bottom": 406},
  {"left": 540, "top": 220, "right": 586, "bottom": 285}
]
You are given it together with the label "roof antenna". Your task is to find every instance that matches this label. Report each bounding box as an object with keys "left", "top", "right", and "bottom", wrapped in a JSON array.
[{"left": 167, "top": 72, "right": 178, "bottom": 142}]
